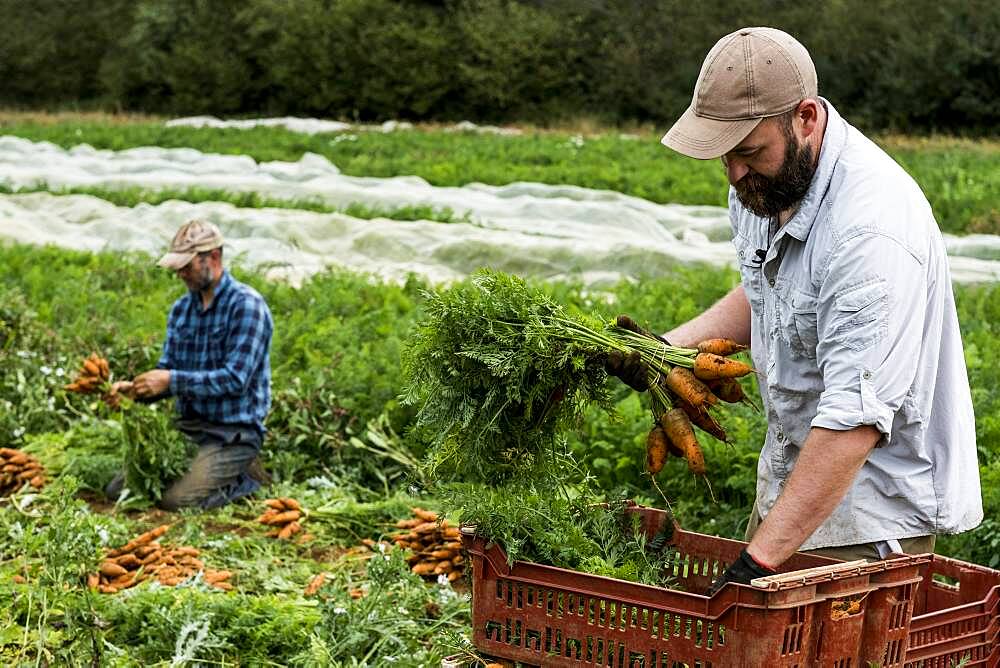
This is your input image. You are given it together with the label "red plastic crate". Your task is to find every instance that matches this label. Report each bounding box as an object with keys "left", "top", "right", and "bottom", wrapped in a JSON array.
[
  {"left": 904, "top": 554, "right": 1000, "bottom": 667},
  {"left": 460, "top": 504, "right": 931, "bottom": 667}
]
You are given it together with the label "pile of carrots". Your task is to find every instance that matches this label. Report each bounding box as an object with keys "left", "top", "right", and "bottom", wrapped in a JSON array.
[
  {"left": 88, "top": 524, "right": 233, "bottom": 594},
  {"left": 643, "top": 336, "right": 755, "bottom": 477},
  {"left": 256, "top": 497, "right": 311, "bottom": 541},
  {"left": 0, "top": 448, "right": 45, "bottom": 495},
  {"left": 63, "top": 353, "right": 111, "bottom": 394},
  {"left": 391, "top": 508, "right": 466, "bottom": 583}
]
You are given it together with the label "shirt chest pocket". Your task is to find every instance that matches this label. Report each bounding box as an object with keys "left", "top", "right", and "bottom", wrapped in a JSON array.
[{"left": 774, "top": 280, "right": 819, "bottom": 359}]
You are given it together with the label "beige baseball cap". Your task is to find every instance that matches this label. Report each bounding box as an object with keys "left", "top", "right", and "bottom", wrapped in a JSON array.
[
  {"left": 157, "top": 220, "right": 224, "bottom": 269},
  {"left": 661, "top": 27, "right": 818, "bottom": 159}
]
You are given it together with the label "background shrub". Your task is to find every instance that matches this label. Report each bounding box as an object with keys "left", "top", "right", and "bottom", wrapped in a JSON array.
[{"left": 2, "top": 0, "right": 997, "bottom": 134}]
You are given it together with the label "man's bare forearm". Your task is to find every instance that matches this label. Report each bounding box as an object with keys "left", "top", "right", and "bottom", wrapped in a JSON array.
[
  {"left": 746, "top": 425, "right": 879, "bottom": 568},
  {"left": 663, "top": 285, "right": 752, "bottom": 347}
]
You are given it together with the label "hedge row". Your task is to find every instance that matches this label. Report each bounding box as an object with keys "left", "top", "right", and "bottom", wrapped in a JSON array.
[{"left": 2, "top": 0, "right": 997, "bottom": 133}]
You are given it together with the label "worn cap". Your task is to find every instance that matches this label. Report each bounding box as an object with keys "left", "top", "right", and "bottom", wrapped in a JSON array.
[
  {"left": 157, "top": 220, "right": 224, "bottom": 269},
  {"left": 661, "top": 27, "right": 818, "bottom": 159}
]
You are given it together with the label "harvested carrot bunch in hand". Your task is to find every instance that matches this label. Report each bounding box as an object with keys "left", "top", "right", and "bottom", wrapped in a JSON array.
[
  {"left": 389, "top": 507, "right": 466, "bottom": 583},
  {"left": 257, "top": 497, "right": 310, "bottom": 540},
  {"left": 87, "top": 524, "right": 233, "bottom": 594},
  {"left": 0, "top": 447, "right": 46, "bottom": 495},
  {"left": 401, "top": 270, "right": 755, "bottom": 485},
  {"left": 640, "top": 336, "right": 755, "bottom": 478},
  {"left": 63, "top": 353, "right": 111, "bottom": 395}
]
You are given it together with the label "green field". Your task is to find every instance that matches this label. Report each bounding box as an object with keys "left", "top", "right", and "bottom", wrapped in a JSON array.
[{"left": 2, "top": 116, "right": 999, "bottom": 664}]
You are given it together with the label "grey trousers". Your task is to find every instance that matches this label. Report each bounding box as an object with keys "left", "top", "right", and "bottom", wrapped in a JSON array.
[
  {"left": 106, "top": 418, "right": 262, "bottom": 510},
  {"left": 744, "top": 502, "right": 936, "bottom": 561}
]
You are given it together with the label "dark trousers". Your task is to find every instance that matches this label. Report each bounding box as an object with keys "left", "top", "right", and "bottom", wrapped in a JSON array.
[{"left": 106, "top": 418, "right": 263, "bottom": 510}]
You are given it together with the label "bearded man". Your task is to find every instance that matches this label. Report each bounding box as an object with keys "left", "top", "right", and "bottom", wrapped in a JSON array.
[
  {"left": 607, "top": 28, "right": 982, "bottom": 593},
  {"left": 106, "top": 220, "right": 273, "bottom": 510}
]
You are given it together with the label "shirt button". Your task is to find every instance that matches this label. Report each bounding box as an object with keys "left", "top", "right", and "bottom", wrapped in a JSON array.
[
  {"left": 768, "top": 278, "right": 775, "bottom": 287},
  {"left": 739, "top": 250, "right": 745, "bottom": 259},
  {"left": 776, "top": 430, "right": 784, "bottom": 441},
  {"left": 863, "top": 370, "right": 873, "bottom": 380}
]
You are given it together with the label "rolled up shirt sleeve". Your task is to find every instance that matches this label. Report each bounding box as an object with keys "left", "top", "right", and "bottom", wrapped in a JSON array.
[
  {"left": 811, "top": 231, "right": 928, "bottom": 446},
  {"left": 169, "top": 297, "right": 272, "bottom": 400}
]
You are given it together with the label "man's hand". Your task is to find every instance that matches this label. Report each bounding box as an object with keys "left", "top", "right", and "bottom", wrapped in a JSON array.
[
  {"left": 132, "top": 370, "right": 170, "bottom": 399},
  {"left": 605, "top": 314, "right": 672, "bottom": 392},
  {"left": 616, "top": 314, "right": 669, "bottom": 344},
  {"left": 604, "top": 350, "right": 651, "bottom": 391},
  {"left": 104, "top": 380, "right": 135, "bottom": 409},
  {"left": 706, "top": 548, "right": 776, "bottom": 596}
]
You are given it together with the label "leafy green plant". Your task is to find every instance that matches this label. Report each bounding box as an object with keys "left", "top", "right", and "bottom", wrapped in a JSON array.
[
  {"left": 402, "top": 269, "right": 615, "bottom": 484},
  {"left": 447, "top": 475, "right": 675, "bottom": 586},
  {"left": 117, "top": 401, "right": 196, "bottom": 507},
  {"left": 305, "top": 547, "right": 469, "bottom": 666}
]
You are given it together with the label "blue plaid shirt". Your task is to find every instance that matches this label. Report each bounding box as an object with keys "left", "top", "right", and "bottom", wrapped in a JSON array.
[{"left": 157, "top": 271, "right": 272, "bottom": 434}]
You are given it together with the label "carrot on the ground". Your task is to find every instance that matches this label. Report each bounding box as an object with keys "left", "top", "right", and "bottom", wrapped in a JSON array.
[
  {"left": 265, "top": 510, "right": 301, "bottom": 525},
  {"left": 412, "top": 562, "right": 436, "bottom": 575},
  {"left": 99, "top": 561, "right": 127, "bottom": 578},
  {"left": 278, "top": 497, "right": 301, "bottom": 511},
  {"left": 277, "top": 521, "right": 301, "bottom": 540},
  {"left": 411, "top": 507, "right": 439, "bottom": 522}
]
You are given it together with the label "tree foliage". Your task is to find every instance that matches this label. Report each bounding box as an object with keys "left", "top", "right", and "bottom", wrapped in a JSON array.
[{"left": 1, "top": 0, "right": 997, "bottom": 133}]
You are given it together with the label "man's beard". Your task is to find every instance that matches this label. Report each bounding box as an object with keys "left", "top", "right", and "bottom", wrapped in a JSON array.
[
  {"left": 734, "top": 131, "right": 816, "bottom": 218},
  {"left": 185, "top": 262, "right": 214, "bottom": 292}
]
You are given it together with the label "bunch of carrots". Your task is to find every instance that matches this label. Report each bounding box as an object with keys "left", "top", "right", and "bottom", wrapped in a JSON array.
[
  {"left": 560, "top": 315, "right": 755, "bottom": 477},
  {"left": 645, "top": 337, "right": 753, "bottom": 477},
  {"left": 0, "top": 447, "right": 46, "bottom": 495},
  {"left": 88, "top": 524, "right": 233, "bottom": 593},
  {"left": 63, "top": 353, "right": 111, "bottom": 395},
  {"left": 391, "top": 508, "right": 466, "bottom": 583},
  {"left": 256, "top": 497, "right": 312, "bottom": 541}
]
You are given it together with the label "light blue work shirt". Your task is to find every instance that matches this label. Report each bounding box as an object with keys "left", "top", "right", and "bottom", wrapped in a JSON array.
[{"left": 730, "top": 100, "right": 982, "bottom": 549}]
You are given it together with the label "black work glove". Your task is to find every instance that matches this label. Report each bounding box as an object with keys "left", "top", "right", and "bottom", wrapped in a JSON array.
[
  {"left": 615, "top": 314, "right": 670, "bottom": 345},
  {"left": 605, "top": 315, "right": 672, "bottom": 392},
  {"left": 604, "top": 349, "right": 651, "bottom": 391},
  {"left": 706, "top": 548, "right": 776, "bottom": 596}
]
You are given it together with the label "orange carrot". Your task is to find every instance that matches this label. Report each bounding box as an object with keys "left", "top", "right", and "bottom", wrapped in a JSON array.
[
  {"left": 697, "top": 339, "right": 748, "bottom": 356},
  {"left": 707, "top": 378, "right": 744, "bottom": 404},
  {"left": 645, "top": 426, "right": 670, "bottom": 474},
  {"left": 692, "top": 353, "right": 754, "bottom": 380},
  {"left": 411, "top": 507, "right": 439, "bottom": 522},
  {"left": 660, "top": 407, "right": 706, "bottom": 475},
  {"left": 277, "top": 521, "right": 301, "bottom": 540},
  {"left": 304, "top": 573, "right": 326, "bottom": 596},
  {"left": 279, "top": 497, "right": 301, "bottom": 511},
  {"left": 663, "top": 366, "right": 719, "bottom": 408},
  {"left": 676, "top": 402, "right": 728, "bottom": 443},
  {"left": 264, "top": 510, "right": 301, "bottom": 525}
]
